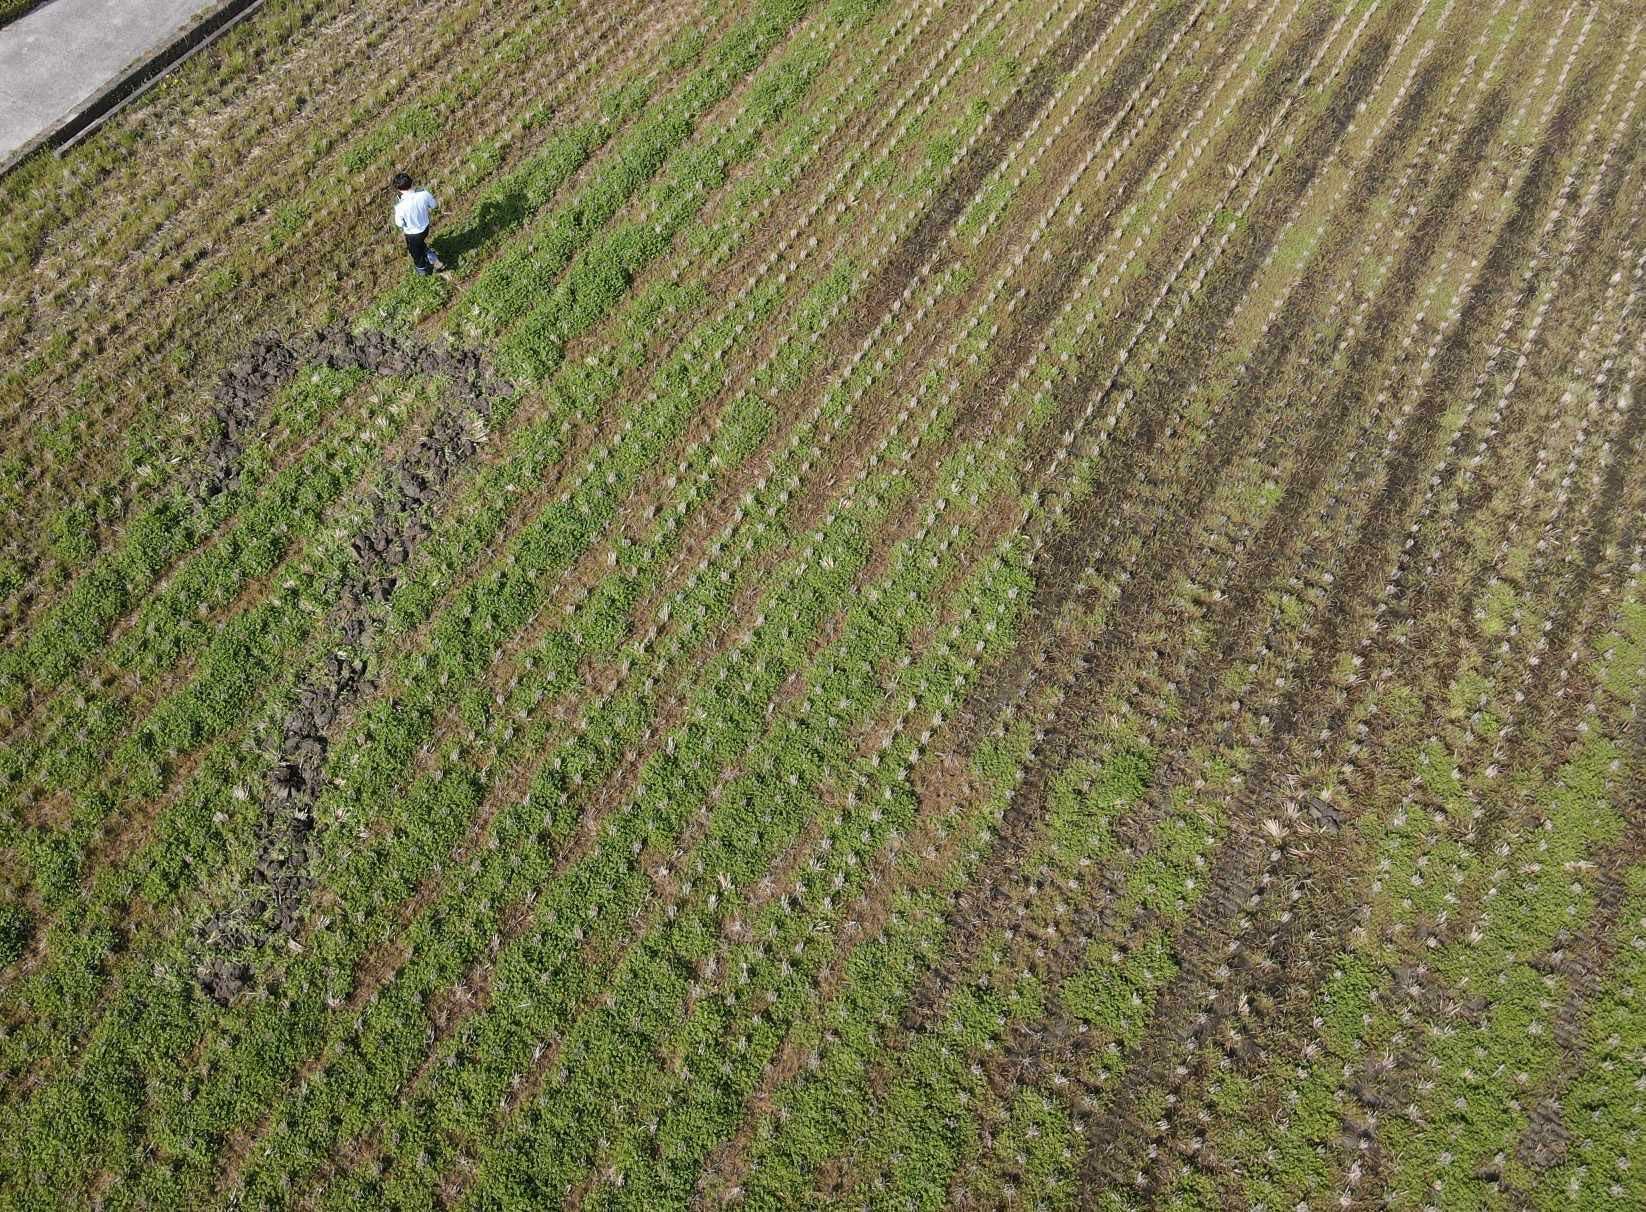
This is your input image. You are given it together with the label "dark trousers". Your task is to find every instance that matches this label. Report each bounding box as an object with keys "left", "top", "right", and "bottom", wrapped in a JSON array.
[{"left": 404, "top": 228, "right": 434, "bottom": 271}]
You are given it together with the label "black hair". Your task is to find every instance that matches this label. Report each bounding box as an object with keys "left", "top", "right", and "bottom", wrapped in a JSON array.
[{"left": 392, "top": 172, "right": 414, "bottom": 191}]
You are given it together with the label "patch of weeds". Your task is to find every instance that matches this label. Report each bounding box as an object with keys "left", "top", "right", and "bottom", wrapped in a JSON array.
[
  {"left": 45, "top": 503, "right": 97, "bottom": 564},
  {"left": 0, "top": 901, "right": 31, "bottom": 967},
  {"left": 268, "top": 202, "right": 310, "bottom": 250}
]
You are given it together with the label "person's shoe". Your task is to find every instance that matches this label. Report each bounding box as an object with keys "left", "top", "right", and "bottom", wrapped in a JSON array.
[
  {"left": 428, "top": 255, "right": 447, "bottom": 272},
  {"left": 415, "top": 265, "right": 432, "bottom": 276}
]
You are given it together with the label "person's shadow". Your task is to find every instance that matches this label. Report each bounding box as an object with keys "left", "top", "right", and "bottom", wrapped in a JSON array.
[{"left": 429, "top": 188, "right": 528, "bottom": 270}]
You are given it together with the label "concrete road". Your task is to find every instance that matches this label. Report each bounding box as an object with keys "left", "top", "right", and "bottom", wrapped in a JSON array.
[{"left": 0, "top": 0, "right": 216, "bottom": 162}]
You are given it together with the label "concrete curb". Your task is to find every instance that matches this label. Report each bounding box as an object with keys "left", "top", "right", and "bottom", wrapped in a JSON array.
[{"left": 0, "top": 0, "right": 265, "bottom": 181}]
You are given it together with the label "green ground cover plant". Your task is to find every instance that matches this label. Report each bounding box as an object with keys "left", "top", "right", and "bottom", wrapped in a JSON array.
[{"left": 2, "top": 0, "right": 1643, "bottom": 1207}]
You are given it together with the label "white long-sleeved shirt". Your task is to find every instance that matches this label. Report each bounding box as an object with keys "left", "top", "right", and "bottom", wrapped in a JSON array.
[{"left": 393, "top": 188, "right": 438, "bottom": 235}]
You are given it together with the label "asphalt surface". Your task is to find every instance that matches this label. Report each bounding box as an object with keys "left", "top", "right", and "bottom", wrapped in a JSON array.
[{"left": 0, "top": 0, "right": 215, "bottom": 162}]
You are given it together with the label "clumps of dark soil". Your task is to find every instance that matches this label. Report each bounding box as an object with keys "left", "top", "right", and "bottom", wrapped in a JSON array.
[
  {"left": 201, "top": 333, "right": 303, "bottom": 501},
  {"left": 200, "top": 325, "right": 496, "bottom": 502},
  {"left": 196, "top": 328, "right": 510, "bottom": 1004},
  {"left": 1516, "top": 1099, "right": 1572, "bottom": 1170}
]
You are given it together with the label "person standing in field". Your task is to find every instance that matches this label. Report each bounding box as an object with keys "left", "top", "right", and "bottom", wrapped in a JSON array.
[{"left": 392, "top": 171, "right": 445, "bottom": 275}]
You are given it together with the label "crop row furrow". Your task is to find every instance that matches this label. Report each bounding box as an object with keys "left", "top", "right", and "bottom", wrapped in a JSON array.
[
  {"left": 701, "top": 0, "right": 1501, "bottom": 1179},
  {"left": 1504, "top": 427, "right": 1646, "bottom": 1206},
  {"left": 5, "top": 0, "right": 1636, "bottom": 1204}
]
